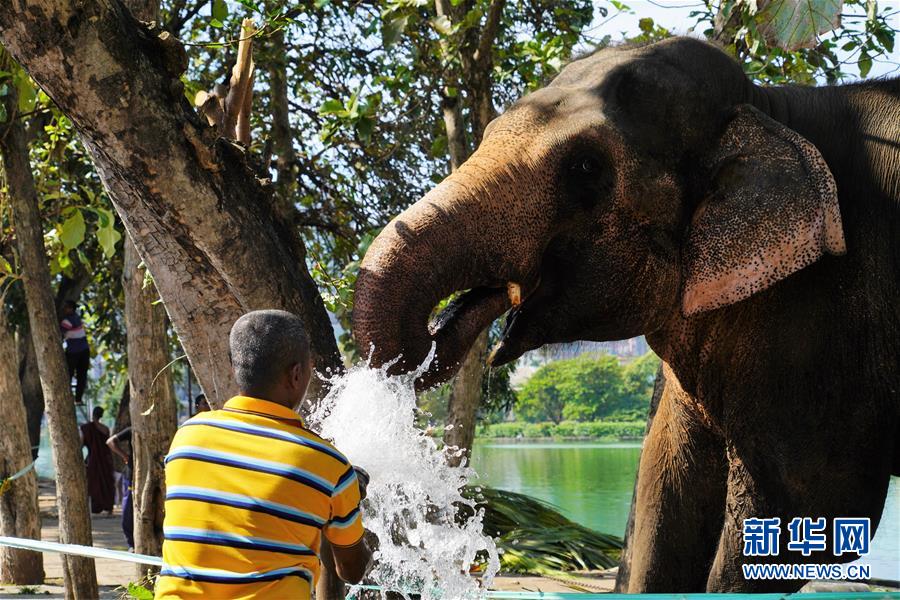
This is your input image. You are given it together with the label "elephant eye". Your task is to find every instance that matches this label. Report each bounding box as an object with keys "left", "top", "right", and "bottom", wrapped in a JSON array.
[
  {"left": 562, "top": 150, "right": 613, "bottom": 211},
  {"left": 570, "top": 156, "right": 599, "bottom": 175}
]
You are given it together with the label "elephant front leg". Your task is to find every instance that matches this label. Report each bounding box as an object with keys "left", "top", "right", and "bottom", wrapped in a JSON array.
[
  {"left": 622, "top": 365, "right": 728, "bottom": 592},
  {"left": 706, "top": 447, "right": 893, "bottom": 593}
]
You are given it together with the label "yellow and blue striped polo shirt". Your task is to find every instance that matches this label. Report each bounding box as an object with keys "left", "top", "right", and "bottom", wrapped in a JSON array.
[{"left": 155, "top": 396, "right": 364, "bottom": 599}]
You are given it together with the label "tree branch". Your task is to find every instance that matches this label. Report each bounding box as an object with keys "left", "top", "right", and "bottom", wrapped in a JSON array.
[{"left": 474, "top": 0, "right": 505, "bottom": 70}]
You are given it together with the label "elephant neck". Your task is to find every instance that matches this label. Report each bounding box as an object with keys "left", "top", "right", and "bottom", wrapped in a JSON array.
[{"left": 752, "top": 80, "right": 900, "bottom": 213}]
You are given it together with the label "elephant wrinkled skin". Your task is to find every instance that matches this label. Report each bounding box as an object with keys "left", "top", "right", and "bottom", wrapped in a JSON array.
[{"left": 352, "top": 38, "right": 900, "bottom": 592}]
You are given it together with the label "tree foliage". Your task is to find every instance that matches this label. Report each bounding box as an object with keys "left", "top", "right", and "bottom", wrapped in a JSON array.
[
  {"left": 517, "top": 353, "right": 660, "bottom": 424},
  {"left": 1, "top": 0, "right": 896, "bottom": 415}
]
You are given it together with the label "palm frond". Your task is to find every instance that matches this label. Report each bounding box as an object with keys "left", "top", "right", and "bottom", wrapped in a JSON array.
[{"left": 460, "top": 486, "right": 624, "bottom": 573}]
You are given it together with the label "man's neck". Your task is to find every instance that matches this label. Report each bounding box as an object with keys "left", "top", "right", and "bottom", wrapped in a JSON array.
[{"left": 240, "top": 391, "right": 296, "bottom": 411}]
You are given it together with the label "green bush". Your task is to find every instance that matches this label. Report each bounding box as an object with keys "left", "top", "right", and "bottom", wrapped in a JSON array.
[
  {"left": 479, "top": 422, "right": 525, "bottom": 438},
  {"left": 522, "top": 422, "right": 554, "bottom": 438},
  {"left": 553, "top": 421, "right": 578, "bottom": 437},
  {"left": 477, "top": 420, "right": 645, "bottom": 440}
]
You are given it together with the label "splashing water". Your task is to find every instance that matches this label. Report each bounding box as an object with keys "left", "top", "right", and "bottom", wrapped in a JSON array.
[{"left": 308, "top": 353, "right": 500, "bottom": 599}]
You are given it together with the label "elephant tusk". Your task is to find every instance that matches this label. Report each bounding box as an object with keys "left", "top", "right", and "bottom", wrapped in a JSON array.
[{"left": 507, "top": 282, "right": 522, "bottom": 307}]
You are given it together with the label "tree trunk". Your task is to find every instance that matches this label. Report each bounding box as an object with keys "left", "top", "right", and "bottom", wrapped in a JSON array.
[
  {"left": 444, "top": 329, "right": 489, "bottom": 467},
  {"left": 1, "top": 77, "right": 98, "bottom": 599},
  {"left": 266, "top": 24, "right": 296, "bottom": 208},
  {"left": 123, "top": 237, "right": 177, "bottom": 578},
  {"left": 0, "top": 1, "right": 342, "bottom": 409},
  {"left": 433, "top": 0, "right": 505, "bottom": 464},
  {"left": 0, "top": 310, "right": 44, "bottom": 585},
  {"left": 16, "top": 325, "right": 44, "bottom": 459}
]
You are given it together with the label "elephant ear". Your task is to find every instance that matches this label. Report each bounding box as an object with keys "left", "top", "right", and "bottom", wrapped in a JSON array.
[{"left": 682, "top": 104, "right": 845, "bottom": 316}]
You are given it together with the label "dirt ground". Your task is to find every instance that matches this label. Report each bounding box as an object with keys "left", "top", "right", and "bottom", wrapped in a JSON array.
[{"left": 0, "top": 478, "right": 145, "bottom": 598}]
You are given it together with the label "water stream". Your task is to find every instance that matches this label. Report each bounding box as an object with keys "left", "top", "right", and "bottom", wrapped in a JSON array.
[{"left": 308, "top": 357, "right": 500, "bottom": 599}]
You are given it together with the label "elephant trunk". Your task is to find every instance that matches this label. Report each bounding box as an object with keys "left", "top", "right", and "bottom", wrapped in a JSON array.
[{"left": 353, "top": 152, "right": 548, "bottom": 388}]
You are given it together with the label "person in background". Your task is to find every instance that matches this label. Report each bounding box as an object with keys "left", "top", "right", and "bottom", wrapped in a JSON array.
[
  {"left": 193, "top": 393, "right": 209, "bottom": 415},
  {"left": 80, "top": 406, "right": 115, "bottom": 516},
  {"left": 60, "top": 300, "right": 90, "bottom": 405},
  {"left": 155, "top": 310, "right": 372, "bottom": 599},
  {"left": 107, "top": 426, "right": 134, "bottom": 551}
]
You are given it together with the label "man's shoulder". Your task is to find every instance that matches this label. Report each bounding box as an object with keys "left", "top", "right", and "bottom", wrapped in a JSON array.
[
  {"left": 177, "top": 411, "right": 344, "bottom": 454},
  {"left": 301, "top": 428, "right": 353, "bottom": 465}
]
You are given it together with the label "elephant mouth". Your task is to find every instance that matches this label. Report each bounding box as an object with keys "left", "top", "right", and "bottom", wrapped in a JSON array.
[
  {"left": 487, "top": 303, "right": 526, "bottom": 366},
  {"left": 427, "top": 275, "right": 544, "bottom": 378}
]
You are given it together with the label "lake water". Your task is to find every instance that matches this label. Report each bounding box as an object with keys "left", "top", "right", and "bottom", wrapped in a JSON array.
[{"left": 471, "top": 441, "right": 900, "bottom": 582}]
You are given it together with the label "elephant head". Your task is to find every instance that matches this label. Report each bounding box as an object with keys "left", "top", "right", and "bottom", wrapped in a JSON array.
[{"left": 352, "top": 38, "right": 845, "bottom": 388}]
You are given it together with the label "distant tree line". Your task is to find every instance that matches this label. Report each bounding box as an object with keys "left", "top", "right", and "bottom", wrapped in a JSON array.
[{"left": 511, "top": 352, "right": 659, "bottom": 424}]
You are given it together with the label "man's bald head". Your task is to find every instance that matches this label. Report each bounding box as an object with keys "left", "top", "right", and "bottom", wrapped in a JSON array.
[{"left": 229, "top": 310, "right": 311, "bottom": 400}]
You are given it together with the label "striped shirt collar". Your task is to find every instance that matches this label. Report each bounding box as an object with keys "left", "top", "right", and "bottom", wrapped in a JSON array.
[{"left": 223, "top": 396, "right": 306, "bottom": 427}]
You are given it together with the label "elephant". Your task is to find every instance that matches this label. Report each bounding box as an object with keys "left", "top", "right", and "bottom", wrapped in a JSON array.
[{"left": 351, "top": 37, "right": 900, "bottom": 592}]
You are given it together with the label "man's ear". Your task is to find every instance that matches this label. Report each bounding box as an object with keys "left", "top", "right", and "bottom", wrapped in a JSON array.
[
  {"left": 682, "top": 104, "right": 845, "bottom": 316},
  {"left": 290, "top": 362, "right": 305, "bottom": 387}
]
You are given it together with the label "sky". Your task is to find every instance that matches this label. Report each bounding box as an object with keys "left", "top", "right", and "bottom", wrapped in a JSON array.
[{"left": 587, "top": 0, "right": 900, "bottom": 80}]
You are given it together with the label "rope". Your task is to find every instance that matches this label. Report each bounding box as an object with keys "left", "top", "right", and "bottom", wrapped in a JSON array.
[
  {"left": 0, "top": 460, "right": 36, "bottom": 495},
  {"left": 0, "top": 536, "right": 162, "bottom": 567}
]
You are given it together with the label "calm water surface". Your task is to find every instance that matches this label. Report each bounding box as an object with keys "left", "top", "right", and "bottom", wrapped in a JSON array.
[{"left": 471, "top": 441, "right": 899, "bottom": 581}]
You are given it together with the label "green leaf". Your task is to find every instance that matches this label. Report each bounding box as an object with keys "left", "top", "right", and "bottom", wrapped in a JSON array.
[
  {"left": 95, "top": 208, "right": 121, "bottom": 258},
  {"left": 755, "top": 0, "right": 843, "bottom": 51},
  {"left": 346, "top": 88, "right": 361, "bottom": 119},
  {"left": 212, "top": 0, "right": 228, "bottom": 22},
  {"left": 58, "top": 210, "right": 86, "bottom": 250},
  {"left": 96, "top": 226, "right": 121, "bottom": 259},
  {"left": 638, "top": 17, "right": 654, "bottom": 33},
  {"left": 0, "top": 256, "right": 12, "bottom": 274},
  {"left": 874, "top": 27, "right": 895, "bottom": 53},
  {"left": 356, "top": 116, "right": 374, "bottom": 143},
  {"left": 126, "top": 582, "right": 154, "bottom": 600},
  {"left": 858, "top": 50, "right": 872, "bottom": 77},
  {"left": 210, "top": 18, "right": 224, "bottom": 28},
  {"left": 15, "top": 74, "right": 37, "bottom": 113},
  {"left": 318, "top": 98, "right": 344, "bottom": 115},
  {"left": 382, "top": 15, "right": 409, "bottom": 48}
]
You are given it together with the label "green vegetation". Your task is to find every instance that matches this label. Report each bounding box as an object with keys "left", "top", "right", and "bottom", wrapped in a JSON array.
[
  {"left": 471, "top": 352, "right": 658, "bottom": 440},
  {"left": 477, "top": 420, "right": 646, "bottom": 441},
  {"left": 462, "top": 486, "right": 623, "bottom": 572},
  {"left": 514, "top": 350, "right": 657, "bottom": 418},
  {"left": 124, "top": 582, "right": 154, "bottom": 600}
]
